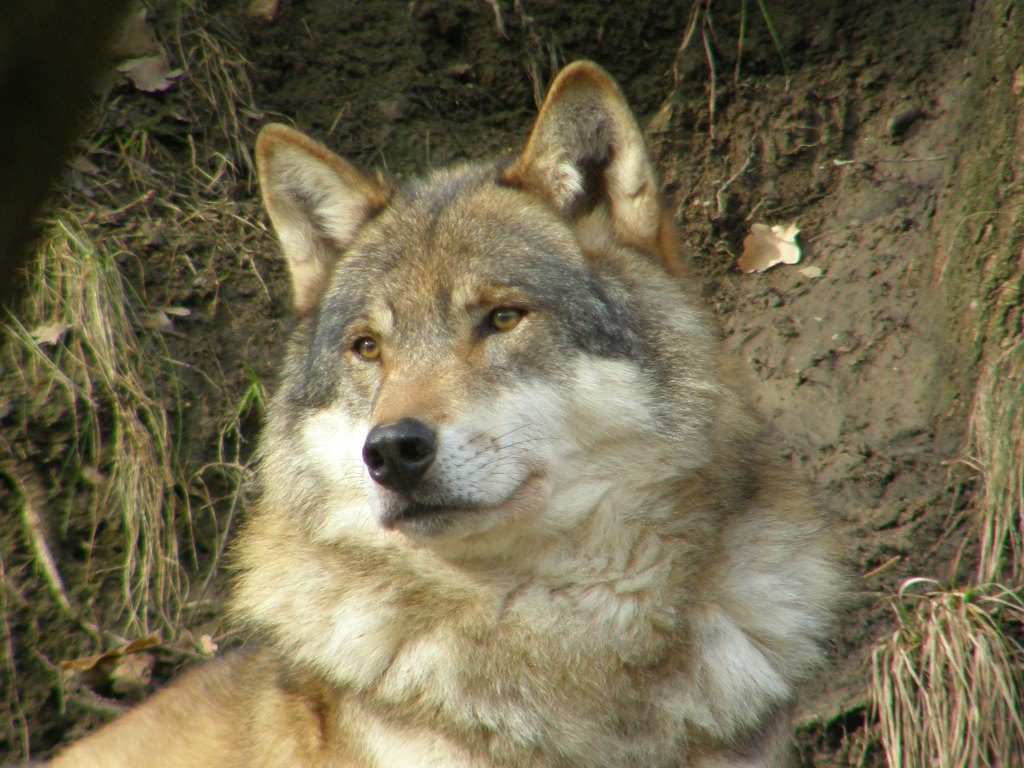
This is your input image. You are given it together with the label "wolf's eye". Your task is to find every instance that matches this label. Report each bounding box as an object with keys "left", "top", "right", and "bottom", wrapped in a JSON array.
[
  {"left": 353, "top": 336, "right": 381, "bottom": 361},
  {"left": 488, "top": 307, "right": 525, "bottom": 332}
]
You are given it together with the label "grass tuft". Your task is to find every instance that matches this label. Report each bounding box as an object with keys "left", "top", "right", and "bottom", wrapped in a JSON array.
[
  {"left": 969, "top": 340, "right": 1024, "bottom": 583},
  {"left": 4, "top": 216, "right": 183, "bottom": 634},
  {"left": 190, "top": 366, "right": 266, "bottom": 595},
  {"left": 172, "top": 3, "right": 258, "bottom": 178},
  {"left": 0, "top": 1, "right": 264, "bottom": 754},
  {"left": 871, "top": 579, "right": 1024, "bottom": 768}
]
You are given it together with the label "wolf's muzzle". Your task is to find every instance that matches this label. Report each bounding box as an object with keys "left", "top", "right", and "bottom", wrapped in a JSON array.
[{"left": 362, "top": 418, "right": 437, "bottom": 493}]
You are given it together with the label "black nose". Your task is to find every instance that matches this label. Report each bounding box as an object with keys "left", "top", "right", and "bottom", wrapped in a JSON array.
[{"left": 362, "top": 418, "right": 437, "bottom": 492}]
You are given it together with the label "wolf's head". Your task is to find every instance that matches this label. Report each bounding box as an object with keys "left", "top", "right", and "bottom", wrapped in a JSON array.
[{"left": 254, "top": 62, "right": 721, "bottom": 553}]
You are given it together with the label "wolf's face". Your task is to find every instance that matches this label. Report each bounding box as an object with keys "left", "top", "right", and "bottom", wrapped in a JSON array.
[
  {"left": 256, "top": 63, "right": 718, "bottom": 550},
  {"left": 282, "top": 176, "right": 678, "bottom": 544}
]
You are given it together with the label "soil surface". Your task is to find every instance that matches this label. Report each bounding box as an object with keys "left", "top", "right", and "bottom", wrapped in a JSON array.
[{"left": 2, "top": 0, "right": 982, "bottom": 764}]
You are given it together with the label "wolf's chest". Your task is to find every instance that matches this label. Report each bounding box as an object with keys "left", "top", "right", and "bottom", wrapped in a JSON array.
[{"left": 330, "top": 582, "right": 686, "bottom": 768}]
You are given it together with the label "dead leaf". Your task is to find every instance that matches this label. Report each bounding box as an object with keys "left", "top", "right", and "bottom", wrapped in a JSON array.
[
  {"left": 31, "top": 321, "right": 71, "bottom": 346},
  {"left": 738, "top": 222, "right": 802, "bottom": 274},
  {"left": 70, "top": 156, "right": 101, "bottom": 175},
  {"left": 145, "top": 307, "right": 190, "bottom": 336},
  {"left": 60, "top": 636, "right": 159, "bottom": 673},
  {"left": 247, "top": 0, "right": 280, "bottom": 22},
  {"left": 121, "top": 636, "right": 160, "bottom": 654},
  {"left": 60, "top": 652, "right": 107, "bottom": 673},
  {"left": 110, "top": 652, "right": 154, "bottom": 695},
  {"left": 79, "top": 465, "right": 106, "bottom": 486},
  {"left": 648, "top": 99, "right": 675, "bottom": 134},
  {"left": 109, "top": 7, "right": 161, "bottom": 60},
  {"left": 145, "top": 311, "right": 176, "bottom": 334},
  {"left": 799, "top": 265, "right": 824, "bottom": 279},
  {"left": 117, "top": 56, "right": 183, "bottom": 93}
]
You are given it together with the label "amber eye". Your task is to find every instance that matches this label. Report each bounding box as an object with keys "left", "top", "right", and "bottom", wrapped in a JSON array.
[
  {"left": 488, "top": 307, "right": 525, "bottom": 332},
  {"left": 353, "top": 336, "right": 381, "bottom": 361}
]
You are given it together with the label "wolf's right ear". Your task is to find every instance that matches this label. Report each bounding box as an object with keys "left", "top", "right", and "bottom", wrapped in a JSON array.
[{"left": 255, "top": 124, "right": 391, "bottom": 313}]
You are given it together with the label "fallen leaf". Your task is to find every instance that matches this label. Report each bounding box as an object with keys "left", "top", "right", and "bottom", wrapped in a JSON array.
[
  {"left": 145, "top": 307, "right": 191, "bottom": 336},
  {"left": 648, "top": 99, "right": 675, "bottom": 134},
  {"left": 70, "top": 156, "right": 101, "bottom": 175},
  {"left": 247, "top": 0, "right": 280, "bottom": 22},
  {"left": 117, "top": 56, "right": 183, "bottom": 93},
  {"left": 109, "top": 7, "right": 161, "bottom": 60},
  {"left": 60, "top": 652, "right": 107, "bottom": 673},
  {"left": 799, "top": 265, "right": 824, "bottom": 279},
  {"left": 738, "top": 222, "right": 802, "bottom": 274},
  {"left": 60, "top": 636, "right": 159, "bottom": 673},
  {"left": 447, "top": 62, "right": 473, "bottom": 78},
  {"left": 31, "top": 321, "right": 71, "bottom": 346},
  {"left": 110, "top": 651, "right": 154, "bottom": 695},
  {"left": 146, "top": 311, "right": 176, "bottom": 334},
  {"left": 121, "top": 636, "right": 160, "bottom": 654},
  {"left": 80, "top": 465, "right": 106, "bottom": 486}
]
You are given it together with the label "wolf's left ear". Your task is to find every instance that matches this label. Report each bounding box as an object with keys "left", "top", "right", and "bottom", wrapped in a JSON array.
[
  {"left": 256, "top": 124, "right": 391, "bottom": 313},
  {"left": 503, "top": 62, "right": 667, "bottom": 261}
]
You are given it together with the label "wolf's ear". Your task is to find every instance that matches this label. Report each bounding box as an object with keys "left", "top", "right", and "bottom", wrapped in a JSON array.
[
  {"left": 256, "top": 124, "right": 391, "bottom": 313},
  {"left": 503, "top": 61, "right": 664, "bottom": 255}
]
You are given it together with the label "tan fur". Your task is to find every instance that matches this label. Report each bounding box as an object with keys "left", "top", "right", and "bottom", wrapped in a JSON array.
[{"left": 49, "top": 62, "right": 843, "bottom": 768}]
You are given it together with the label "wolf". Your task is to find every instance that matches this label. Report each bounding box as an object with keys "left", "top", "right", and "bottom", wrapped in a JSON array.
[{"left": 49, "top": 61, "right": 842, "bottom": 768}]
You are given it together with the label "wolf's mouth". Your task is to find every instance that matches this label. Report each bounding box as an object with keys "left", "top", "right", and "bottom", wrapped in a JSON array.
[
  {"left": 387, "top": 500, "right": 471, "bottom": 525},
  {"left": 379, "top": 474, "right": 545, "bottom": 532}
]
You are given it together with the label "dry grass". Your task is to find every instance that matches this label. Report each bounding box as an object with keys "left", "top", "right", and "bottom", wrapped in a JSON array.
[
  {"left": 189, "top": 366, "right": 265, "bottom": 596},
  {"left": 969, "top": 340, "right": 1024, "bottom": 583},
  {"left": 673, "top": 0, "right": 789, "bottom": 138},
  {"left": 0, "top": 559, "right": 30, "bottom": 762},
  {"left": 0, "top": 0, "right": 262, "bottom": 756},
  {"left": 172, "top": 2, "right": 257, "bottom": 178},
  {"left": 871, "top": 579, "right": 1024, "bottom": 768},
  {"left": 872, "top": 343, "right": 1024, "bottom": 764},
  {"left": 4, "top": 217, "right": 182, "bottom": 634}
]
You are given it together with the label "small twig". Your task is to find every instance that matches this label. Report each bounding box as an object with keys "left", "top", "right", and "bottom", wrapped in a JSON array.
[
  {"left": 0, "top": 458, "right": 72, "bottom": 616},
  {"left": 830, "top": 156, "right": 947, "bottom": 168},
  {"left": 734, "top": 0, "right": 748, "bottom": 86},
  {"left": 756, "top": 0, "right": 790, "bottom": 90},
  {"left": 673, "top": 0, "right": 703, "bottom": 87},
  {"left": 863, "top": 555, "right": 902, "bottom": 579},
  {"left": 701, "top": 17, "right": 717, "bottom": 141},
  {"left": 95, "top": 189, "right": 156, "bottom": 222},
  {"left": 328, "top": 103, "right": 349, "bottom": 137},
  {"left": 0, "top": 452, "right": 123, "bottom": 646},
  {"left": 715, "top": 151, "right": 754, "bottom": 218},
  {"left": 0, "top": 559, "right": 31, "bottom": 760},
  {"left": 483, "top": 0, "right": 508, "bottom": 39},
  {"left": 745, "top": 197, "right": 766, "bottom": 222}
]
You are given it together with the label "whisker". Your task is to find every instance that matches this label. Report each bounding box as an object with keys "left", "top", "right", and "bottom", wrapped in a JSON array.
[{"left": 465, "top": 423, "right": 530, "bottom": 446}]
